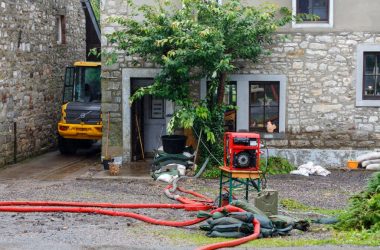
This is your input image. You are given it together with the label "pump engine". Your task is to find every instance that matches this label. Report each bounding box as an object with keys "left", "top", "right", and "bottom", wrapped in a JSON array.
[{"left": 224, "top": 132, "right": 261, "bottom": 171}]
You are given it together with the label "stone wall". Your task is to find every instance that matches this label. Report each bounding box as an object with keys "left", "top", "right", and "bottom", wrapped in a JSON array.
[
  {"left": 239, "top": 32, "right": 380, "bottom": 150},
  {"left": 101, "top": 0, "right": 131, "bottom": 160},
  {"left": 0, "top": 0, "right": 86, "bottom": 166},
  {"left": 101, "top": 0, "right": 380, "bottom": 164}
]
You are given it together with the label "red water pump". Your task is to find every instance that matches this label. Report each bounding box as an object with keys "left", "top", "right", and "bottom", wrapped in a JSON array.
[{"left": 223, "top": 132, "right": 261, "bottom": 171}]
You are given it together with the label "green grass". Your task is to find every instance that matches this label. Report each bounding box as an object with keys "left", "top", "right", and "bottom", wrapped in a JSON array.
[
  {"left": 201, "top": 167, "right": 220, "bottom": 179},
  {"left": 151, "top": 227, "right": 380, "bottom": 247},
  {"left": 280, "top": 198, "right": 343, "bottom": 216}
]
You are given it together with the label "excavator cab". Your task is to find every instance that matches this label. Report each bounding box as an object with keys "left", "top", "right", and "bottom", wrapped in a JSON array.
[
  {"left": 58, "top": 62, "right": 102, "bottom": 154},
  {"left": 63, "top": 62, "right": 101, "bottom": 104}
]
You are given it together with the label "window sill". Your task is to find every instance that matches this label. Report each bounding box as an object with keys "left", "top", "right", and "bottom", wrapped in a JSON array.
[
  {"left": 258, "top": 132, "right": 286, "bottom": 140},
  {"left": 356, "top": 99, "right": 380, "bottom": 107},
  {"left": 292, "top": 22, "right": 333, "bottom": 29}
]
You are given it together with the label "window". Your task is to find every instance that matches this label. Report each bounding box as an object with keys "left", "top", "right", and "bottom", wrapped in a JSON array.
[
  {"left": 56, "top": 15, "right": 66, "bottom": 44},
  {"left": 363, "top": 53, "right": 380, "bottom": 100},
  {"left": 207, "top": 81, "right": 237, "bottom": 132},
  {"left": 224, "top": 83, "right": 237, "bottom": 132},
  {"left": 356, "top": 44, "right": 380, "bottom": 107},
  {"left": 297, "top": 0, "right": 329, "bottom": 21},
  {"left": 249, "top": 82, "right": 280, "bottom": 133},
  {"left": 201, "top": 75, "right": 286, "bottom": 133},
  {"left": 63, "top": 67, "right": 75, "bottom": 103},
  {"left": 292, "top": 0, "right": 333, "bottom": 28}
]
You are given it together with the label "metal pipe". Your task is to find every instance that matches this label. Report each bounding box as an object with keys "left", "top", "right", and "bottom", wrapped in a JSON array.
[{"left": 13, "top": 122, "right": 17, "bottom": 164}]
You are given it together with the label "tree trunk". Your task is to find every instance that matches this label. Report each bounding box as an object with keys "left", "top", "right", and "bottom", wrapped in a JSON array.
[{"left": 216, "top": 72, "right": 227, "bottom": 105}]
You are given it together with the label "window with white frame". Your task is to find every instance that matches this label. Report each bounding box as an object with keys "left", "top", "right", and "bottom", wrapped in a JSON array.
[
  {"left": 356, "top": 44, "right": 380, "bottom": 107},
  {"left": 292, "top": 0, "right": 333, "bottom": 28}
]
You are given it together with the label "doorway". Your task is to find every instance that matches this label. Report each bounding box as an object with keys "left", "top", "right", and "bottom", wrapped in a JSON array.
[{"left": 131, "top": 78, "right": 166, "bottom": 161}]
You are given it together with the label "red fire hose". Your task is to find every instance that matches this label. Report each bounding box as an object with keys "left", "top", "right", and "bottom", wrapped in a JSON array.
[
  {"left": 0, "top": 188, "right": 260, "bottom": 249},
  {"left": 0, "top": 206, "right": 207, "bottom": 227}
]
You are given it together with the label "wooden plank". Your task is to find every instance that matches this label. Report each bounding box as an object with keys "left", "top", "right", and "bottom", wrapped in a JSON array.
[{"left": 219, "top": 166, "right": 261, "bottom": 179}]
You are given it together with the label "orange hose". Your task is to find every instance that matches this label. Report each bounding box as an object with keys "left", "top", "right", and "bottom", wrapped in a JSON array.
[
  {"left": 0, "top": 187, "right": 260, "bottom": 249},
  {"left": 0, "top": 206, "right": 207, "bottom": 227},
  {"left": 0, "top": 201, "right": 187, "bottom": 209}
]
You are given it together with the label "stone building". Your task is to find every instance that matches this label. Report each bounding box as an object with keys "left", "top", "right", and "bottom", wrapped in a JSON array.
[
  {"left": 101, "top": 0, "right": 380, "bottom": 167},
  {"left": 0, "top": 0, "right": 86, "bottom": 166}
]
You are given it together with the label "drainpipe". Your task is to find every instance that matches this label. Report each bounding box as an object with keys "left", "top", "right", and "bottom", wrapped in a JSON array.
[{"left": 13, "top": 121, "right": 17, "bottom": 164}]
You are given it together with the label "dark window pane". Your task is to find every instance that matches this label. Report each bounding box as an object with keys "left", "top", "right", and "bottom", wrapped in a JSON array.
[
  {"left": 250, "top": 84, "right": 265, "bottom": 106},
  {"left": 63, "top": 67, "right": 75, "bottom": 102},
  {"left": 298, "top": 0, "right": 328, "bottom": 21},
  {"left": 364, "top": 76, "right": 376, "bottom": 96},
  {"left": 312, "top": 0, "right": 327, "bottom": 7},
  {"left": 363, "top": 53, "right": 380, "bottom": 100},
  {"left": 298, "top": 0, "right": 310, "bottom": 14},
  {"left": 313, "top": 7, "right": 327, "bottom": 20},
  {"left": 365, "top": 55, "right": 377, "bottom": 75},
  {"left": 265, "top": 106, "right": 279, "bottom": 126},
  {"left": 223, "top": 82, "right": 237, "bottom": 106},
  {"left": 207, "top": 81, "right": 237, "bottom": 131},
  {"left": 63, "top": 87, "right": 73, "bottom": 103},
  {"left": 250, "top": 81, "right": 280, "bottom": 133},
  {"left": 250, "top": 106, "right": 265, "bottom": 131},
  {"left": 376, "top": 77, "right": 380, "bottom": 96},
  {"left": 265, "top": 83, "right": 280, "bottom": 105}
]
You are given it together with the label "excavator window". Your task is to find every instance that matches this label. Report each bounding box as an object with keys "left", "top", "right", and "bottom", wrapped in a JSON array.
[
  {"left": 63, "top": 67, "right": 75, "bottom": 103},
  {"left": 63, "top": 66, "right": 101, "bottom": 103}
]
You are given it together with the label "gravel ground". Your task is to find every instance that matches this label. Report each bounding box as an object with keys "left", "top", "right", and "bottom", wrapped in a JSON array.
[{"left": 0, "top": 169, "right": 376, "bottom": 249}]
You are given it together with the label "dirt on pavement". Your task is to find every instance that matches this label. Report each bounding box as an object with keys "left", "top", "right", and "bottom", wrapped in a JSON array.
[{"left": 0, "top": 166, "right": 376, "bottom": 249}]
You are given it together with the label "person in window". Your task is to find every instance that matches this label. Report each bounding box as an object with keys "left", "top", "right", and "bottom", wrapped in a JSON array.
[{"left": 266, "top": 120, "right": 277, "bottom": 133}]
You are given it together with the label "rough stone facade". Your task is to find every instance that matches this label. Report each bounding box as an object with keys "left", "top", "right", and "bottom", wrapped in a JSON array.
[
  {"left": 101, "top": 0, "right": 133, "bottom": 159},
  {"left": 101, "top": 0, "right": 380, "bottom": 166},
  {"left": 0, "top": 0, "right": 86, "bottom": 166},
  {"left": 239, "top": 32, "right": 380, "bottom": 150}
]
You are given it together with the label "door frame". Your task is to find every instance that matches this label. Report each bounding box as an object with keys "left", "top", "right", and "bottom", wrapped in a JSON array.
[{"left": 122, "top": 68, "right": 174, "bottom": 162}]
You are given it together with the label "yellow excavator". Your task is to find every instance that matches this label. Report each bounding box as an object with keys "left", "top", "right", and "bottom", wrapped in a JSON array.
[{"left": 58, "top": 61, "right": 102, "bottom": 154}]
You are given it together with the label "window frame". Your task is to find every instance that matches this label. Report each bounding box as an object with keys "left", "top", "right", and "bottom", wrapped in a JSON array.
[
  {"left": 356, "top": 44, "right": 380, "bottom": 107},
  {"left": 56, "top": 15, "right": 66, "bottom": 44},
  {"left": 292, "top": 0, "right": 334, "bottom": 28},
  {"left": 297, "top": 0, "right": 329, "bottom": 22},
  {"left": 362, "top": 52, "right": 380, "bottom": 100},
  {"left": 200, "top": 74, "right": 287, "bottom": 135}
]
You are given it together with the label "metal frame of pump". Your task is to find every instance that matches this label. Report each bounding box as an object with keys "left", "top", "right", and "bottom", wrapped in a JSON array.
[{"left": 219, "top": 132, "right": 262, "bottom": 205}]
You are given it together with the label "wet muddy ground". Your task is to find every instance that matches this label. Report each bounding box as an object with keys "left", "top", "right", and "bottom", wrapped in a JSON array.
[
  {"left": 0, "top": 151, "right": 376, "bottom": 249},
  {"left": 0, "top": 163, "right": 376, "bottom": 249}
]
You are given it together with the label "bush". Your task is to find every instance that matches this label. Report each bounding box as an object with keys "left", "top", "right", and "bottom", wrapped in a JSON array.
[
  {"left": 335, "top": 172, "right": 380, "bottom": 233},
  {"left": 260, "top": 156, "right": 295, "bottom": 175}
]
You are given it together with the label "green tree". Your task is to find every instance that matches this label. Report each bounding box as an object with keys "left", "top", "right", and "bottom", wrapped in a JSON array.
[{"left": 106, "top": 0, "right": 309, "bottom": 169}]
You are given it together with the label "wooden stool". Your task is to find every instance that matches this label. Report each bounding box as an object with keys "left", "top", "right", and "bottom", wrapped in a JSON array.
[{"left": 219, "top": 166, "right": 261, "bottom": 206}]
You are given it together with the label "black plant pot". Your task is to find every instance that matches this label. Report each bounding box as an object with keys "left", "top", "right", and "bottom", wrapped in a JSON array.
[
  {"left": 161, "top": 135, "right": 187, "bottom": 154},
  {"left": 102, "top": 158, "right": 113, "bottom": 170}
]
